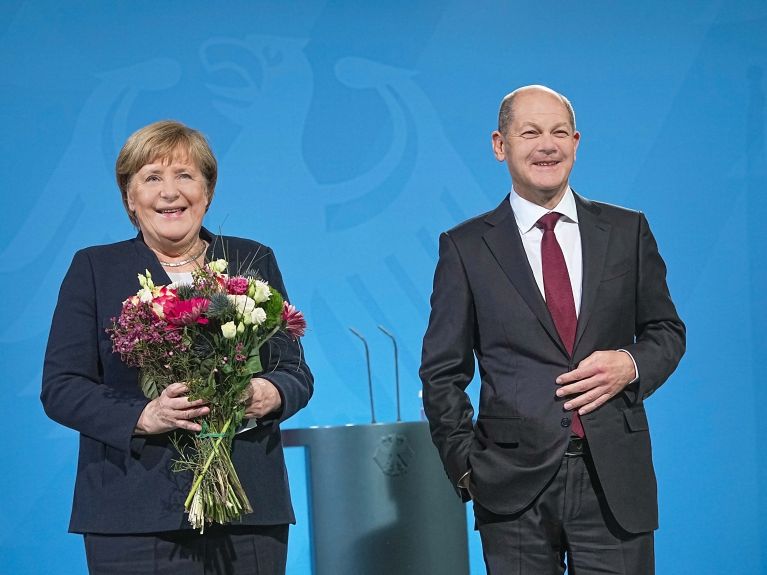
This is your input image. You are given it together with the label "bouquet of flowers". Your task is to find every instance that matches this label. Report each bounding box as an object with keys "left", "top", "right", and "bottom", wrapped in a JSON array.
[{"left": 108, "top": 259, "right": 306, "bottom": 531}]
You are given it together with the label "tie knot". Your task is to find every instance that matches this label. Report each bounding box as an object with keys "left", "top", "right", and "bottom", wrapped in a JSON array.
[{"left": 536, "top": 212, "right": 562, "bottom": 232}]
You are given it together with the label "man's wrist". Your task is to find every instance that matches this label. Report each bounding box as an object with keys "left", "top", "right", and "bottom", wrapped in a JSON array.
[{"left": 617, "top": 349, "right": 639, "bottom": 384}]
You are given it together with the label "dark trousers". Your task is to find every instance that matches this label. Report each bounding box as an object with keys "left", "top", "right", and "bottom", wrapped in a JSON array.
[
  {"left": 474, "top": 451, "right": 654, "bottom": 575},
  {"left": 84, "top": 524, "right": 288, "bottom": 575}
]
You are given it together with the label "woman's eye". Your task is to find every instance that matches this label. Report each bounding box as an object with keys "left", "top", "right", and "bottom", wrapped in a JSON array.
[
  {"left": 178, "top": 173, "right": 192, "bottom": 180},
  {"left": 145, "top": 175, "right": 161, "bottom": 182}
]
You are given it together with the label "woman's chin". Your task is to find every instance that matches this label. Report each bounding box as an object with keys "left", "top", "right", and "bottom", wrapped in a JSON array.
[{"left": 145, "top": 224, "right": 200, "bottom": 249}]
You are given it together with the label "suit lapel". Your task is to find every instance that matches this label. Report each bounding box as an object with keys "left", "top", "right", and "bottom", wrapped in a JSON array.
[
  {"left": 483, "top": 197, "right": 568, "bottom": 356},
  {"left": 573, "top": 194, "right": 611, "bottom": 352}
]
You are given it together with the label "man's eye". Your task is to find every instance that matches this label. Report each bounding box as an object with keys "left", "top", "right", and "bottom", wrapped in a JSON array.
[
  {"left": 554, "top": 130, "right": 569, "bottom": 137},
  {"left": 521, "top": 131, "right": 538, "bottom": 138}
]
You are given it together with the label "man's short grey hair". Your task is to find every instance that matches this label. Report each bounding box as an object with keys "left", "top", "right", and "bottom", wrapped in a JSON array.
[{"left": 497, "top": 85, "right": 576, "bottom": 135}]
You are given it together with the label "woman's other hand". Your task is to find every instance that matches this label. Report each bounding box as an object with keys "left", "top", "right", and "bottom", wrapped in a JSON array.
[{"left": 243, "top": 378, "right": 282, "bottom": 419}]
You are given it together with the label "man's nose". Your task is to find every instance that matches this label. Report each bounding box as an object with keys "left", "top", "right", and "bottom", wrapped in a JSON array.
[{"left": 538, "top": 133, "right": 557, "bottom": 153}]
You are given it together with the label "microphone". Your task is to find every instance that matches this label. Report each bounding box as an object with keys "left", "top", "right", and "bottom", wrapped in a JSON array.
[
  {"left": 349, "top": 327, "right": 376, "bottom": 424},
  {"left": 377, "top": 325, "right": 401, "bottom": 422}
]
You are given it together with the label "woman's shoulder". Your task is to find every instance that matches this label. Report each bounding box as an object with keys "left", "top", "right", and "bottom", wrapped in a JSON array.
[
  {"left": 214, "top": 234, "right": 271, "bottom": 252},
  {"left": 208, "top": 233, "right": 275, "bottom": 269},
  {"left": 70, "top": 238, "right": 140, "bottom": 263}
]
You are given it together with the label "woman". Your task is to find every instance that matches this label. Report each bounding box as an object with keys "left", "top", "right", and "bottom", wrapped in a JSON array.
[{"left": 41, "top": 120, "right": 313, "bottom": 574}]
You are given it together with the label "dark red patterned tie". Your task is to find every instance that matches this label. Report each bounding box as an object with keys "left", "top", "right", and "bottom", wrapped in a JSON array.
[{"left": 536, "top": 212, "right": 584, "bottom": 438}]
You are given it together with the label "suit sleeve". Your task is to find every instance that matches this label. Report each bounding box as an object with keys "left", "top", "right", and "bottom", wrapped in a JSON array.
[
  {"left": 420, "top": 232, "right": 476, "bottom": 491},
  {"left": 40, "top": 250, "right": 149, "bottom": 453},
  {"left": 258, "top": 248, "right": 314, "bottom": 425},
  {"left": 622, "top": 213, "right": 686, "bottom": 402}
]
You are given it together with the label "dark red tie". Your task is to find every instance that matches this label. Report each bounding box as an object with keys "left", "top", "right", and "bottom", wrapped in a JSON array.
[{"left": 536, "top": 212, "right": 584, "bottom": 438}]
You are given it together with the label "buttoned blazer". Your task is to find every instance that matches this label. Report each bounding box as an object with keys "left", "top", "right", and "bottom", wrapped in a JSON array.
[
  {"left": 420, "top": 193, "right": 685, "bottom": 533},
  {"left": 41, "top": 228, "right": 313, "bottom": 534}
]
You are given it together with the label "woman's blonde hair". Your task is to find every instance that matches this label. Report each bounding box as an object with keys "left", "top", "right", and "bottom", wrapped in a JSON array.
[{"left": 115, "top": 120, "right": 218, "bottom": 226}]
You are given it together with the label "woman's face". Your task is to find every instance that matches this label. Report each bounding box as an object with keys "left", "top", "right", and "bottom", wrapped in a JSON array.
[{"left": 127, "top": 152, "right": 208, "bottom": 253}]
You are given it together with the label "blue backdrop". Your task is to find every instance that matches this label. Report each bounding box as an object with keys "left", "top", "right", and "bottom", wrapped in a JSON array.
[{"left": 2, "top": 1, "right": 765, "bottom": 573}]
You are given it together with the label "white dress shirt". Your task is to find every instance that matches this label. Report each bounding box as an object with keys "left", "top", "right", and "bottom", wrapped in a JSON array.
[{"left": 509, "top": 187, "right": 583, "bottom": 314}]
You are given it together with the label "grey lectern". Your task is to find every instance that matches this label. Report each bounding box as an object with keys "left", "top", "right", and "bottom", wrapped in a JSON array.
[{"left": 283, "top": 421, "right": 470, "bottom": 575}]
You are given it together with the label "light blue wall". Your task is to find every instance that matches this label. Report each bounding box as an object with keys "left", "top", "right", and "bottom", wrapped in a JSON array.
[{"left": 1, "top": 1, "right": 765, "bottom": 573}]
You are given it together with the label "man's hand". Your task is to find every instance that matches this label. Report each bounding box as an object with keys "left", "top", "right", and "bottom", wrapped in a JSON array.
[
  {"left": 555, "top": 351, "right": 636, "bottom": 415},
  {"left": 243, "top": 377, "right": 282, "bottom": 419},
  {"left": 135, "top": 382, "right": 210, "bottom": 435}
]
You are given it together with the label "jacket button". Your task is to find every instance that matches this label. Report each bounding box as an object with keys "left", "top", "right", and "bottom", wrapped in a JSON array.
[{"left": 560, "top": 417, "right": 571, "bottom": 428}]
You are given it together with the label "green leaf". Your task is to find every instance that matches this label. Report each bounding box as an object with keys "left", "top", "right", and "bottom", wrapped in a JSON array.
[
  {"left": 140, "top": 370, "right": 160, "bottom": 399},
  {"left": 244, "top": 354, "right": 263, "bottom": 375}
]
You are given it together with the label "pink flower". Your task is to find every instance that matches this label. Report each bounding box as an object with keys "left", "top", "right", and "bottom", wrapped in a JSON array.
[
  {"left": 151, "top": 286, "right": 178, "bottom": 319},
  {"left": 226, "top": 276, "right": 249, "bottom": 295},
  {"left": 281, "top": 302, "right": 306, "bottom": 339},
  {"left": 165, "top": 298, "right": 211, "bottom": 326}
]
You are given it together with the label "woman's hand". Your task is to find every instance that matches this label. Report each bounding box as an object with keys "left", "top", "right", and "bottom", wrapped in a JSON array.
[
  {"left": 134, "top": 382, "right": 210, "bottom": 435},
  {"left": 243, "top": 377, "right": 282, "bottom": 419}
]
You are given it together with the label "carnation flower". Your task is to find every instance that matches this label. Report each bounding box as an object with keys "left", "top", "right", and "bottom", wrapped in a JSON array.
[
  {"left": 226, "top": 276, "right": 249, "bottom": 295},
  {"left": 151, "top": 286, "right": 178, "bottom": 319},
  {"left": 250, "top": 308, "right": 267, "bottom": 326},
  {"left": 165, "top": 298, "right": 210, "bottom": 326},
  {"left": 282, "top": 302, "right": 306, "bottom": 338},
  {"left": 228, "top": 294, "right": 257, "bottom": 318}
]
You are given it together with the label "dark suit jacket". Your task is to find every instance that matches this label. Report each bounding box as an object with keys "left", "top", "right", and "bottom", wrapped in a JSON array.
[
  {"left": 420, "top": 193, "right": 685, "bottom": 534},
  {"left": 41, "top": 228, "right": 313, "bottom": 534}
]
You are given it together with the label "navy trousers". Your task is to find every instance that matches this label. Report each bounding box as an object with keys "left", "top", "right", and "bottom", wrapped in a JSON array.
[{"left": 84, "top": 524, "right": 288, "bottom": 575}]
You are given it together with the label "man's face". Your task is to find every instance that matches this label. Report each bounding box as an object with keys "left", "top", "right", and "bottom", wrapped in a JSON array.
[{"left": 492, "top": 90, "right": 580, "bottom": 207}]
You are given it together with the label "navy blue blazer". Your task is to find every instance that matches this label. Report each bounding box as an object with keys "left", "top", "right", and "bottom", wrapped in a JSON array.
[{"left": 41, "top": 228, "right": 313, "bottom": 534}]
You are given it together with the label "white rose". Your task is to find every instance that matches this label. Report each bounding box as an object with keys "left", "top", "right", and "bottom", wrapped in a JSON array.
[
  {"left": 251, "top": 280, "right": 271, "bottom": 304},
  {"left": 221, "top": 321, "right": 237, "bottom": 339},
  {"left": 227, "top": 295, "right": 256, "bottom": 318},
  {"left": 250, "top": 308, "right": 267, "bottom": 326},
  {"left": 209, "top": 259, "right": 228, "bottom": 274}
]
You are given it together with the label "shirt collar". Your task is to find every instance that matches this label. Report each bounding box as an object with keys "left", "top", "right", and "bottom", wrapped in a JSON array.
[{"left": 509, "top": 186, "right": 579, "bottom": 234}]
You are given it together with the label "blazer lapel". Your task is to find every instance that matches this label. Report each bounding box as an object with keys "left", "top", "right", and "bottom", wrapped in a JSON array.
[
  {"left": 131, "top": 227, "right": 218, "bottom": 285},
  {"left": 573, "top": 193, "right": 611, "bottom": 352},
  {"left": 483, "top": 197, "right": 568, "bottom": 356}
]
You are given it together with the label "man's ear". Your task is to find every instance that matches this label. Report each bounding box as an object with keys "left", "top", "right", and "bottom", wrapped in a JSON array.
[
  {"left": 573, "top": 131, "right": 581, "bottom": 159},
  {"left": 491, "top": 131, "right": 506, "bottom": 162}
]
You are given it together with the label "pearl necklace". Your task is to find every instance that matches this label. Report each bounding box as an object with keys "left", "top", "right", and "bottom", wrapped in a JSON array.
[{"left": 157, "top": 241, "right": 208, "bottom": 268}]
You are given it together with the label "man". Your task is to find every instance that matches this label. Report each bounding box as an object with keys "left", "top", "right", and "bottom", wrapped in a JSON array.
[{"left": 420, "top": 85, "right": 685, "bottom": 574}]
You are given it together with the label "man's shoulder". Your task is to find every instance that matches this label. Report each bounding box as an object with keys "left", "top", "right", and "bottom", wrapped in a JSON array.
[
  {"left": 442, "top": 198, "right": 509, "bottom": 241},
  {"left": 576, "top": 193, "right": 642, "bottom": 222}
]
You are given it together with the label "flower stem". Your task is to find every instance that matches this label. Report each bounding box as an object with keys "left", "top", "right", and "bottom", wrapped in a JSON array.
[{"left": 184, "top": 417, "right": 232, "bottom": 509}]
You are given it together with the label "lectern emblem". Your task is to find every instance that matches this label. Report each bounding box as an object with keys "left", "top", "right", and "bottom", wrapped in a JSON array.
[{"left": 374, "top": 433, "right": 414, "bottom": 477}]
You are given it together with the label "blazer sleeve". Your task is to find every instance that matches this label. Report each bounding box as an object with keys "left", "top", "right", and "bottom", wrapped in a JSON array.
[
  {"left": 419, "top": 232, "right": 477, "bottom": 490},
  {"left": 40, "top": 250, "right": 149, "bottom": 453},
  {"left": 257, "top": 248, "right": 314, "bottom": 425},
  {"left": 622, "top": 213, "right": 686, "bottom": 402}
]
